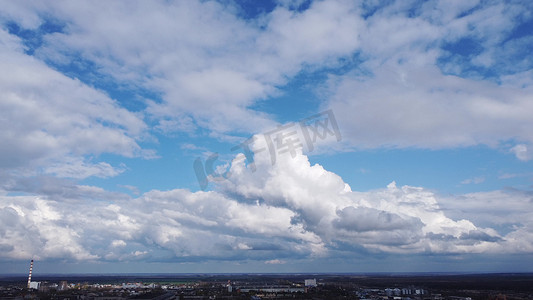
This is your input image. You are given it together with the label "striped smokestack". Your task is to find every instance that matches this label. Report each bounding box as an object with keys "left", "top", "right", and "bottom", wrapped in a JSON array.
[{"left": 27, "top": 259, "right": 33, "bottom": 289}]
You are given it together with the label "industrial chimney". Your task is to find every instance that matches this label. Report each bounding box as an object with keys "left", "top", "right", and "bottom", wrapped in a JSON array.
[{"left": 27, "top": 259, "right": 33, "bottom": 289}]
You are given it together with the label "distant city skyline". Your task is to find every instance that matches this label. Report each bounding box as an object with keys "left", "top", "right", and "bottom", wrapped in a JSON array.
[
  {"left": 6, "top": 273, "right": 533, "bottom": 299},
  {"left": 1, "top": 0, "right": 533, "bottom": 274}
]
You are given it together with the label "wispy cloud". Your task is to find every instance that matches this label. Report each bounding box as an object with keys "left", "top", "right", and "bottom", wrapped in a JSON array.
[
  {"left": 498, "top": 172, "right": 533, "bottom": 180},
  {"left": 461, "top": 177, "right": 485, "bottom": 185},
  {"left": 265, "top": 259, "right": 286, "bottom": 265}
]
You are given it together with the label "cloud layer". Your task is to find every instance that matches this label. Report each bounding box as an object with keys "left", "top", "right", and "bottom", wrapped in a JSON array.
[
  {"left": 1, "top": 0, "right": 532, "bottom": 163},
  {"left": 1, "top": 145, "right": 531, "bottom": 264},
  {"left": 1, "top": 0, "right": 532, "bottom": 271}
]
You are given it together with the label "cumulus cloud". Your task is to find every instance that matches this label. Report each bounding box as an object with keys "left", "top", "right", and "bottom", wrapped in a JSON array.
[
  {"left": 333, "top": 206, "right": 423, "bottom": 233},
  {"left": 3, "top": 139, "right": 530, "bottom": 263},
  {"left": 0, "top": 187, "right": 323, "bottom": 262},
  {"left": 0, "top": 197, "right": 98, "bottom": 261},
  {"left": 215, "top": 142, "right": 533, "bottom": 255}
]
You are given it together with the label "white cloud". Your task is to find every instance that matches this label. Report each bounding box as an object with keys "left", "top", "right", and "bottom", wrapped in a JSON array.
[
  {"left": 0, "top": 0, "right": 45, "bottom": 29},
  {"left": 498, "top": 172, "right": 533, "bottom": 180},
  {"left": 1, "top": 0, "right": 532, "bottom": 268},
  {"left": 265, "top": 259, "right": 286, "bottom": 264},
  {"left": 510, "top": 144, "right": 532, "bottom": 161},
  {"left": 111, "top": 240, "right": 127, "bottom": 248},
  {"left": 45, "top": 158, "right": 125, "bottom": 179},
  {"left": 328, "top": 51, "right": 533, "bottom": 151},
  {"left": 259, "top": 0, "right": 361, "bottom": 65},
  {"left": 118, "top": 185, "right": 140, "bottom": 196},
  {"left": 0, "top": 196, "right": 98, "bottom": 260},
  {"left": 218, "top": 141, "right": 531, "bottom": 254},
  {"left": 461, "top": 177, "right": 485, "bottom": 185},
  {"left": 3, "top": 0, "right": 530, "bottom": 154},
  {"left": 0, "top": 0, "right": 363, "bottom": 138},
  {"left": 324, "top": 1, "right": 533, "bottom": 154},
  {"left": 0, "top": 28, "right": 149, "bottom": 179},
  {"left": 1, "top": 146, "right": 532, "bottom": 262}
]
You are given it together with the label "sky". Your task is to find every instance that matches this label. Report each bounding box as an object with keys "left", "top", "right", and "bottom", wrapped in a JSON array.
[{"left": 1, "top": 0, "right": 533, "bottom": 274}]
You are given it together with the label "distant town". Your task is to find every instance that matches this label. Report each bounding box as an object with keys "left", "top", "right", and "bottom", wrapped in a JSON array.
[{"left": 1, "top": 271, "right": 532, "bottom": 299}]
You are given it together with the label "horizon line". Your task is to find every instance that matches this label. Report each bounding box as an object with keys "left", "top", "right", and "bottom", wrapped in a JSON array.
[{"left": 2, "top": 271, "right": 533, "bottom": 277}]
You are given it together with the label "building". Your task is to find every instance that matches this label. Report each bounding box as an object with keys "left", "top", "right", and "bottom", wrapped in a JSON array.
[
  {"left": 29, "top": 281, "right": 40, "bottom": 290},
  {"left": 304, "top": 279, "right": 317, "bottom": 287}
]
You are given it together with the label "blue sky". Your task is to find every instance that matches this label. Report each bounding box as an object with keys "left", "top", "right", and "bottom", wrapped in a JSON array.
[{"left": 1, "top": 0, "right": 533, "bottom": 274}]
